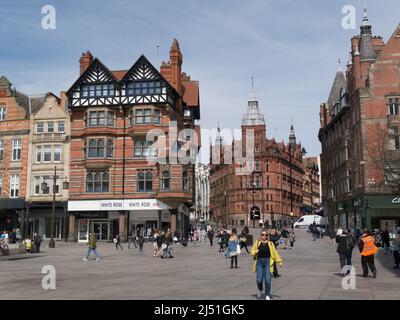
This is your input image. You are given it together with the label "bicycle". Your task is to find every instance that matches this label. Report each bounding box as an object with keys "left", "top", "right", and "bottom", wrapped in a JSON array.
[{"left": 0, "top": 240, "right": 9, "bottom": 256}]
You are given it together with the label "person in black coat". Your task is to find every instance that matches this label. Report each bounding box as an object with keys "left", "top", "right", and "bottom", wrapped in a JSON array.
[
  {"left": 335, "top": 229, "right": 355, "bottom": 276},
  {"left": 269, "top": 229, "right": 282, "bottom": 277},
  {"left": 381, "top": 228, "right": 391, "bottom": 255}
]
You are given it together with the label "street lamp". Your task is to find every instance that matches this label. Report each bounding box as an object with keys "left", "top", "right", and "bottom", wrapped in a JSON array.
[
  {"left": 252, "top": 172, "right": 256, "bottom": 228},
  {"left": 40, "top": 166, "right": 69, "bottom": 248}
]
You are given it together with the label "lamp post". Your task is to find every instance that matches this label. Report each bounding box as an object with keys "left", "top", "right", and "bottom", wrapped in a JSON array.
[
  {"left": 252, "top": 172, "right": 256, "bottom": 228},
  {"left": 41, "top": 166, "right": 69, "bottom": 248},
  {"left": 224, "top": 190, "right": 227, "bottom": 226}
]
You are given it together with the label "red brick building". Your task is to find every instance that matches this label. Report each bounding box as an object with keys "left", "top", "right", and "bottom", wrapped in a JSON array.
[
  {"left": 210, "top": 88, "right": 304, "bottom": 228},
  {"left": 0, "top": 76, "right": 33, "bottom": 235},
  {"left": 319, "top": 10, "right": 400, "bottom": 234},
  {"left": 66, "top": 39, "right": 200, "bottom": 242}
]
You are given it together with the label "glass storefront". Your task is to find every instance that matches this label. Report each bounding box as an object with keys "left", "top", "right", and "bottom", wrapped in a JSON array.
[{"left": 78, "top": 219, "right": 111, "bottom": 242}]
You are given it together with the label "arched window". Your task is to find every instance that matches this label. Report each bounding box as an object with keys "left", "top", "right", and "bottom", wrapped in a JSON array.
[
  {"left": 162, "top": 171, "right": 170, "bottom": 191},
  {"left": 183, "top": 171, "right": 189, "bottom": 191}
]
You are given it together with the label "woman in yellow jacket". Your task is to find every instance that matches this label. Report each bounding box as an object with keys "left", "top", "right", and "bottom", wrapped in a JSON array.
[{"left": 251, "top": 229, "right": 282, "bottom": 300}]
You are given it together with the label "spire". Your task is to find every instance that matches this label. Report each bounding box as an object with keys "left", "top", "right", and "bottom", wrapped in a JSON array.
[
  {"left": 289, "top": 123, "right": 296, "bottom": 150},
  {"left": 242, "top": 79, "right": 265, "bottom": 126},
  {"left": 359, "top": 4, "right": 376, "bottom": 61},
  {"left": 327, "top": 64, "right": 347, "bottom": 109},
  {"left": 337, "top": 58, "right": 343, "bottom": 72}
]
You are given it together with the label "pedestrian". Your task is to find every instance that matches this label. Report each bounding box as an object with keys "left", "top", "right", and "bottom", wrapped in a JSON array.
[
  {"left": 127, "top": 229, "right": 134, "bottom": 249},
  {"left": 153, "top": 229, "right": 160, "bottom": 257},
  {"left": 10, "top": 229, "right": 16, "bottom": 244},
  {"left": 359, "top": 229, "right": 378, "bottom": 278},
  {"left": 392, "top": 230, "right": 400, "bottom": 269},
  {"left": 269, "top": 228, "right": 282, "bottom": 278},
  {"left": 2, "top": 231, "right": 9, "bottom": 244},
  {"left": 239, "top": 229, "right": 249, "bottom": 254},
  {"left": 114, "top": 234, "right": 124, "bottom": 250},
  {"left": 138, "top": 233, "right": 144, "bottom": 252},
  {"left": 33, "top": 233, "right": 42, "bottom": 253},
  {"left": 15, "top": 228, "right": 21, "bottom": 243},
  {"left": 207, "top": 227, "right": 214, "bottom": 246},
  {"left": 311, "top": 222, "right": 317, "bottom": 241},
  {"left": 381, "top": 228, "right": 391, "bottom": 255},
  {"left": 217, "top": 229, "right": 225, "bottom": 252},
  {"left": 336, "top": 229, "right": 355, "bottom": 276},
  {"left": 156, "top": 231, "right": 165, "bottom": 257},
  {"left": 24, "top": 238, "right": 33, "bottom": 254},
  {"left": 289, "top": 229, "right": 296, "bottom": 250},
  {"left": 281, "top": 227, "right": 289, "bottom": 249},
  {"left": 251, "top": 229, "right": 282, "bottom": 300},
  {"left": 227, "top": 228, "right": 239, "bottom": 269},
  {"left": 83, "top": 232, "right": 101, "bottom": 261}
]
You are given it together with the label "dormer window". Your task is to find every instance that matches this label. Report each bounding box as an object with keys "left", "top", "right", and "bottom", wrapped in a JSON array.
[{"left": 82, "top": 84, "right": 115, "bottom": 97}]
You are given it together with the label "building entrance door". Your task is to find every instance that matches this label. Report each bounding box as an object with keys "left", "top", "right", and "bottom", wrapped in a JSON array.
[{"left": 93, "top": 221, "right": 109, "bottom": 241}]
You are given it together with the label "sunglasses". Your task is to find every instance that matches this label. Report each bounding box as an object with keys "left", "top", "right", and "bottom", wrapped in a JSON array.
[{"left": 261, "top": 234, "right": 268, "bottom": 236}]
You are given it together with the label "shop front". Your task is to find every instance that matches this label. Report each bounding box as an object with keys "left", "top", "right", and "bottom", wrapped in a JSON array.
[
  {"left": 0, "top": 198, "right": 25, "bottom": 231},
  {"left": 68, "top": 199, "right": 171, "bottom": 242},
  {"left": 353, "top": 195, "right": 400, "bottom": 234}
]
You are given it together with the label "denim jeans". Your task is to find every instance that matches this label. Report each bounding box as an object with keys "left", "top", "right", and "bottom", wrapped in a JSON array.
[
  {"left": 86, "top": 248, "right": 101, "bottom": 259},
  {"left": 256, "top": 258, "right": 271, "bottom": 296}
]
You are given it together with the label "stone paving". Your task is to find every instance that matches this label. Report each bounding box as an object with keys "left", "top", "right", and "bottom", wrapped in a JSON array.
[{"left": 0, "top": 229, "right": 399, "bottom": 300}]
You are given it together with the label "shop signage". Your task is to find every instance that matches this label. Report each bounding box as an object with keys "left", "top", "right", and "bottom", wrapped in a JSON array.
[
  {"left": 76, "top": 212, "right": 108, "bottom": 219},
  {"left": 68, "top": 199, "right": 170, "bottom": 211},
  {"left": 391, "top": 197, "right": 400, "bottom": 204}
]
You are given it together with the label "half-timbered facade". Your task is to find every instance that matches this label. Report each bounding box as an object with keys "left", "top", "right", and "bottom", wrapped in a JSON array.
[{"left": 66, "top": 40, "right": 200, "bottom": 242}]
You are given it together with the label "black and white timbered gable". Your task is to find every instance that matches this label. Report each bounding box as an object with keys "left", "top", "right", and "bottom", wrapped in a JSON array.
[{"left": 67, "top": 55, "right": 178, "bottom": 109}]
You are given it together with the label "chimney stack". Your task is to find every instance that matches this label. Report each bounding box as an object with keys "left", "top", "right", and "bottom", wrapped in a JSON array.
[{"left": 79, "top": 50, "right": 94, "bottom": 75}]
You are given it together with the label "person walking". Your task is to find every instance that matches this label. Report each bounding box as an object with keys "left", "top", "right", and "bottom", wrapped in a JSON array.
[
  {"left": 269, "top": 228, "right": 282, "bottom": 278},
  {"left": 311, "top": 222, "right": 317, "bottom": 241},
  {"left": 239, "top": 229, "right": 249, "bottom": 254},
  {"left": 281, "top": 227, "right": 289, "bottom": 249},
  {"left": 359, "top": 229, "right": 378, "bottom": 278},
  {"left": 251, "top": 229, "right": 282, "bottom": 300},
  {"left": 392, "top": 230, "right": 400, "bottom": 269},
  {"left": 217, "top": 229, "right": 225, "bottom": 252},
  {"left": 153, "top": 229, "right": 160, "bottom": 257},
  {"left": 207, "top": 228, "right": 214, "bottom": 246},
  {"left": 115, "top": 234, "right": 124, "bottom": 251},
  {"left": 33, "top": 233, "right": 42, "bottom": 253},
  {"left": 127, "top": 229, "right": 135, "bottom": 249},
  {"left": 381, "top": 228, "right": 391, "bottom": 255},
  {"left": 227, "top": 228, "right": 239, "bottom": 268},
  {"left": 289, "top": 229, "right": 296, "bottom": 250},
  {"left": 138, "top": 232, "right": 144, "bottom": 252},
  {"left": 83, "top": 232, "right": 101, "bottom": 261},
  {"left": 336, "top": 229, "right": 355, "bottom": 276}
]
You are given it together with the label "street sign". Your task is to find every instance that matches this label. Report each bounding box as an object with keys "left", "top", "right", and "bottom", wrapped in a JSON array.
[{"left": 250, "top": 207, "right": 260, "bottom": 220}]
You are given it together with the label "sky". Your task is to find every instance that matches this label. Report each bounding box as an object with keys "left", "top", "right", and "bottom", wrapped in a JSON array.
[{"left": 1, "top": 0, "right": 400, "bottom": 164}]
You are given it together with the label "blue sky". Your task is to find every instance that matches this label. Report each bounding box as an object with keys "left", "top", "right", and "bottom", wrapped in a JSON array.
[{"left": 1, "top": 0, "right": 400, "bottom": 164}]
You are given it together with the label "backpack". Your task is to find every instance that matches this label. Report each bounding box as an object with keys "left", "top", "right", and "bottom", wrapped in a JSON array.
[{"left": 346, "top": 236, "right": 355, "bottom": 251}]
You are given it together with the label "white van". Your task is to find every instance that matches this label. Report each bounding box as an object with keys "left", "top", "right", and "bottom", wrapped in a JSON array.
[{"left": 293, "top": 215, "right": 325, "bottom": 228}]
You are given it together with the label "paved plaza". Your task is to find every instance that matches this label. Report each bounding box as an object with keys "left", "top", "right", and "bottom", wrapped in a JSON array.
[{"left": 0, "top": 229, "right": 399, "bottom": 300}]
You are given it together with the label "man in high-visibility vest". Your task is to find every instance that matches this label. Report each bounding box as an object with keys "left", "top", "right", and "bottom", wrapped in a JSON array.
[{"left": 359, "top": 229, "right": 378, "bottom": 278}]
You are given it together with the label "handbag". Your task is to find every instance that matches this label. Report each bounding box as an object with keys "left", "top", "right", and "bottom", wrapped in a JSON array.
[
  {"left": 239, "top": 237, "right": 246, "bottom": 243},
  {"left": 237, "top": 244, "right": 241, "bottom": 254},
  {"left": 113, "top": 238, "right": 117, "bottom": 243}
]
